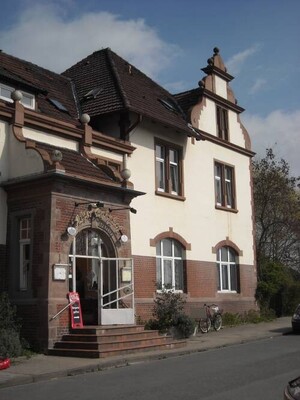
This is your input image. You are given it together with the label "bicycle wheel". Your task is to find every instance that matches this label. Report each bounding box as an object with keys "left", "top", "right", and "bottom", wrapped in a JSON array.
[
  {"left": 199, "top": 318, "right": 211, "bottom": 333},
  {"left": 213, "top": 314, "right": 222, "bottom": 331}
]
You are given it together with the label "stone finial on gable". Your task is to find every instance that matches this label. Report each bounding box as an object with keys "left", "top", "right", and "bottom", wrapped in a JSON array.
[
  {"left": 201, "top": 47, "right": 234, "bottom": 82},
  {"left": 211, "top": 47, "right": 227, "bottom": 72}
]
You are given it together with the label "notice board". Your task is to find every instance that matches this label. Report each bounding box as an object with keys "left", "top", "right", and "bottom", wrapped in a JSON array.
[{"left": 68, "top": 292, "right": 83, "bottom": 328}]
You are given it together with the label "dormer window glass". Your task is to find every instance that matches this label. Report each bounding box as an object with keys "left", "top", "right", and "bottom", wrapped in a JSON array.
[
  {"left": 216, "top": 105, "right": 229, "bottom": 140},
  {"left": 0, "top": 83, "right": 35, "bottom": 110},
  {"left": 21, "top": 91, "right": 35, "bottom": 109},
  {"left": 0, "top": 84, "right": 13, "bottom": 100}
]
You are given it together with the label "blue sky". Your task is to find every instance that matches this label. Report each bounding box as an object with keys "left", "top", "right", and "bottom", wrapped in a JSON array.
[{"left": 0, "top": 0, "right": 299, "bottom": 175}]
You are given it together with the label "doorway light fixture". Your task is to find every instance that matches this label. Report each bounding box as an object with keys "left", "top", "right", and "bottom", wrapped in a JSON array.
[
  {"left": 67, "top": 226, "right": 77, "bottom": 236},
  {"left": 119, "top": 230, "right": 128, "bottom": 243}
]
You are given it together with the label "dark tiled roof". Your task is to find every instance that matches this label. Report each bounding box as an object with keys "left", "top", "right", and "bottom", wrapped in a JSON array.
[
  {"left": 0, "top": 49, "right": 202, "bottom": 139},
  {"left": 174, "top": 87, "right": 203, "bottom": 118},
  {"left": 63, "top": 48, "right": 200, "bottom": 138},
  {"left": 35, "top": 142, "right": 117, "bottom": 184},
  {"left": 0, "top": 52, "right": 78, "bottom": 124},
  {"left": 63, "top": 50, "right": 124, "bottom": 116}
]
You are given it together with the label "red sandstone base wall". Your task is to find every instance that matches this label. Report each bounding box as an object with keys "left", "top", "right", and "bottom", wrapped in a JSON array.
[{"left": 133, "top": 254, "right": 258, "bottom": 323}]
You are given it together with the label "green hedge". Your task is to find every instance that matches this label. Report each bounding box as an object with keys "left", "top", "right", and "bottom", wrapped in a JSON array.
[
  {"left": 222, "top": 309, "right": 276, "bottom": 327},
  {"left": 0, "top": 292, "right": 26, "bottom": 358}
]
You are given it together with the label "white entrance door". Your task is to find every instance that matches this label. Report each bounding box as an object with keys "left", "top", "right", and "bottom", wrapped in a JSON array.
[
  {"left": 99, "top": 258, "right": 135, "bottom": 325},
  {"left": 69, "top": 229, "right": 135, "bottom": 326}
]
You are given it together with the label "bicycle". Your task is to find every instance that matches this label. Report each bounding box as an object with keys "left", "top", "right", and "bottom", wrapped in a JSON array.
[{"left": 198, "top": 303, "right": 223, "bottom": 333}]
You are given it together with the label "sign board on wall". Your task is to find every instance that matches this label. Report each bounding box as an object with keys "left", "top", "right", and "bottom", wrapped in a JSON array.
[
  {"left": 53, "top": 264, "right": 68, "bottom": 281},
  {"left": 68, "top": 292, "right": 83, "bottom": 329}
]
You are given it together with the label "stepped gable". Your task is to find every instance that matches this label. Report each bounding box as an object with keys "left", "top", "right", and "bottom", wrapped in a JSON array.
[
  {"left": 174, "top": 47, "right": 241, "bottom": 121},
  {"left": 0, "top": 51, "right": 78, "bottom": 124},
  {"left": 63, "top": 48, "right": 201, "bottom": 139},
  {"left": 35, "top": 142, "right": 118, "bottom": 184}
]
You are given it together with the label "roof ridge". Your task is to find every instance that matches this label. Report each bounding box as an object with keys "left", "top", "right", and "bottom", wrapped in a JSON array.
[
  {"left": 105, "top": 47, "right": 180, "bottom": 104},
  {"left": 173, "top": 87, "right": 202, "bottom": 98},
  {"left": 105, "top": 48, "right": 130, "bottom": 109},
  {"left": 106, "top": 48, "right": 175, "bottom": 100}
]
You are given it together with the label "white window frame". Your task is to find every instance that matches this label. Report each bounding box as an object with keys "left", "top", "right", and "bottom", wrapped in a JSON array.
[
  {"left": 214, "top": 162, "right": 235, "bottom": 209},
  {"left": 216, "top": 247, "right": 238, "bottom": 293},
  {"left": 0, "top": 83, "right": 14, "bottom": 103},
  {"left": 156, "top": 238, "right": 184, "bottom": 292},
  {"left": 20, "top": 90, "right": 35, "bottom": 109},
  {"left": 225, "top": 167, "right": 234, "bottom": 208},
  {"left": 0, "top": 83, "right": 35, "bottom": 109},
  {"left": 155, "top": 144, "right": 166, "bottom": 192},
  {"left": 155, "top": 141, "right": 182, "bottom": 196},
  {"left": 169, "top": 149, "right": 179, "bottom": 195}
]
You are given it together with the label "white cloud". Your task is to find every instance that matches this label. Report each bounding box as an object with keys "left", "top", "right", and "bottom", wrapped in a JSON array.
[
  {"left": 0, "top": 4, "right": 180, "bottom": 77},
  {"left": 226, "top": 44, "right": 261, "bottom": 75},
  {"left": 242, "top": 109, "right": 300, "bottom": 177},
  {"left": 249, "top": 78, "right": 267, "bottom": 94}
]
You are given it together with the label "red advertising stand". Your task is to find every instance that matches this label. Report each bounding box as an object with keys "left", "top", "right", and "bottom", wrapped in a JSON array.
[{"left": 68, "top": 292, "right": 83, "bottom": 328}]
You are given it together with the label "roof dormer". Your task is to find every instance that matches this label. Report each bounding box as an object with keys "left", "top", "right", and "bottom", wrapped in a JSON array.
[{"left": 0, "top": 82, "right": 35, "bottom": 110}]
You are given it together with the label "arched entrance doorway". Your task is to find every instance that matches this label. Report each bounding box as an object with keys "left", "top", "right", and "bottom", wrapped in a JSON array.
[{"left": 68, "top": 228, "right": 134, "bottom": 325}]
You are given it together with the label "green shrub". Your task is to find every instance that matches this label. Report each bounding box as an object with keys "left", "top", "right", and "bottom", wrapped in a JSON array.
[
  {"left": 282, "top": 282, "right": 300, "bottom": 315},
  {"left": 256, "top": 259, "right": 300, "bottom": 316},
  {"left": 222, "top": 312, "right": 242, "bottom": 327},
  {"left": 0, "top": 292, "right": 24, "bottom": 358},
  {"left": 144, "top": 318, "right": 160, "bottom": 331},
  {"left": 172, "top": 313, "right": 195, "bottom": 338},
  {"left": 152, "top": 290, "right": 185, "bottom": 332},
  {"left": 222, "top": 309, "right": 276, "bottom": 327},
  {"left": 242, "top": 309, "right": 263, "bottom": 324},
  {"left": 0, "top": 292, "right": 20, "bottom": 331},
  {"left": 259, "top": 307, "right": 276, "bottom": 321},
  {"left": 145, "top": 289, "right": 195, "bottom": 338},
  {"left": 0, "top": 329, "right": 23, "bottom": 358}
]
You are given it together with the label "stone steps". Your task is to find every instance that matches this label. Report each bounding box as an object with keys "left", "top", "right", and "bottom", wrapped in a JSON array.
[{"left": 49, "top": 325, "right": 186, "bottom": 358}]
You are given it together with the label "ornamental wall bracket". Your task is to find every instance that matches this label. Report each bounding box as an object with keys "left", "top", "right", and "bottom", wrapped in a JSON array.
[
  {"left": 12, "top": 97, "right": 25, "bottom": 143},
  {"left": 11, "top": 94, "right": 54, "bottom": 169}
]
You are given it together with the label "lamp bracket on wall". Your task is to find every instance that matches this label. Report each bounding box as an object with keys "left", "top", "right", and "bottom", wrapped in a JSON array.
[
  {"left": 109, "top": 206, "right": 137, "bottom": 214},
  {"left": 73, "top": 201, "right": 137, "bottom": 214},
  {"left": 75, "top": 201, "right": 104, "bottom": 210}
]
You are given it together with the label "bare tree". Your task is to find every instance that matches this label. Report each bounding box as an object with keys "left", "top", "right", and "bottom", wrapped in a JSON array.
[{"left": 253, "top": 149, "right": 300, "bottom": 278}]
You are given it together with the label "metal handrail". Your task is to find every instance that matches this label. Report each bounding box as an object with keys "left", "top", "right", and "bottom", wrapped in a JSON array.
[
  {"left": 49, "top": 301, "right": 74, "bottom": 321},
  {"left": 101, "top": 283, "right": 133, "bottom": 308}
]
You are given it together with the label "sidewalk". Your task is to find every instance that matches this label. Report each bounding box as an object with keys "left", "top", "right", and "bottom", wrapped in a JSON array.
[{"left": 0, "top": 317, "right": 292, "bottom": 389}]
